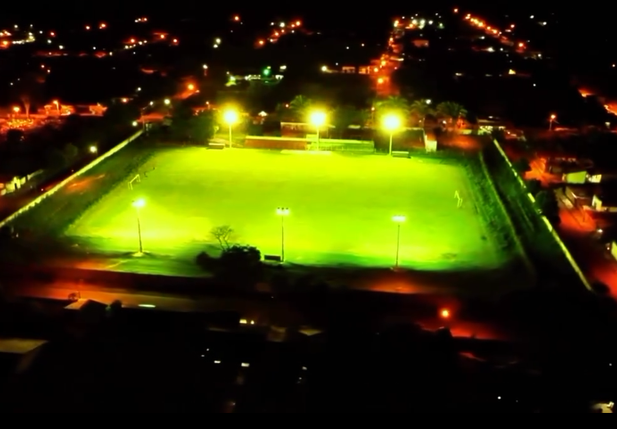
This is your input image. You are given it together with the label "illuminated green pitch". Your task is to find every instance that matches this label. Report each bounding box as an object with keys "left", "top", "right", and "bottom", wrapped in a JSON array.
[{"left": 66, "top": 148, "right": 504, "bottom": 272}]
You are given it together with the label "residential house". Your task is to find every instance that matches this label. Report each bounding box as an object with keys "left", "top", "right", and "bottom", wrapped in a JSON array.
[
  {"left": 591, "top": 188, "right": 617, "bottom": 212},
  {"left": 0, "top": 170, "right": 43, "bottom": 196},
  {"left": 565, "top": 185, "right": 594, "bottom": 208}
]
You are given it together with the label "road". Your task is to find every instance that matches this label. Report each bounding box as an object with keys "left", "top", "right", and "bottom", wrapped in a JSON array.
[
  {"left": 555, "top": 190, "right": 617, "bottom": 295},
  {"left": 8, "top": 278, "right": 510, "bottom": 340},
  {"left": 11, "top": 281, "right": 269, "bottom": 319}
]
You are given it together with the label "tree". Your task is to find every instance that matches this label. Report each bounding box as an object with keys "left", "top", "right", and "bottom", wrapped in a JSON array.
[
  {"left": 332, "top": 106, "right": 360, "bottom": 137},
  {"left": 45, "top": 148, "right": 66, "bottom": 169},
  {"left": 274, "top": 103, "right": 293, "bottom": 122},
  {"left": 374, "top": 95, "right": 410, "bottom": 118},
  {"left": 436, "top": 101, "right": 467, "bottom": 131},
  {"left": 189, "top": 111, "right": 215, "bottom": 142},
  {"left": 217, "top": 245, "right": 263, "bottom": 286},
  {"left": 409, "top": 100, "right": 434, "bottom": 126},
  {"left": 289, "top": 95, "right": 312, "bottom": 122},
  {"left": 211, "top": 225, "right": 234, "bottom": 250},
  {"left": 63, "top": 143, "right": 78, "bottom": 161},
  {"left": 169, "top": 103, "right": 215, "bottom": 143},
  {"left": 103, "top": 101, "right": 140, "bottom": 126}
]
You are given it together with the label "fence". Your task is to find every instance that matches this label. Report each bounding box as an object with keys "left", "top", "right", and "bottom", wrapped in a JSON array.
[
  {"left": 245, "top": 135, "right": 375, "bottom": 152},
  {"left": 484, "top": 138, "right": 591, "bottom": 291},
  {"left": 0, "top": 129, "right": 144, "bottom": 229}
]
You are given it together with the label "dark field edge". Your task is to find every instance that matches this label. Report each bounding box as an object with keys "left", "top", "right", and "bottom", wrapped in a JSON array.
[
  {"left": 481, "top": 143, "right": 586, "bottom": 290},
  {"left": 408, "top": 147, "right": 533, "bottom": 279},
  {"left": 11, "top": 139, "right": 152, "bottom": 235}
]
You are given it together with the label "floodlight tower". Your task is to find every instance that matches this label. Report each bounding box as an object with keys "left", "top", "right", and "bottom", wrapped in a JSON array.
[
  {"left": 309, "top": 111, "right": 326, "bottom": 150},
  {"left": 132, "top": 199, "right": 145, "bottom": 254},
  {"left": 392, "top": 214, "right": 406, "bottom": 269},
  {"left": 276, "top": 207, "right": 290, "bottom": 261},
  {"left": 383, "top": 114, "right": 401, "bottom": 156},
  {"left": 224, "top": 109, "right": 238, "bottom": 148}
]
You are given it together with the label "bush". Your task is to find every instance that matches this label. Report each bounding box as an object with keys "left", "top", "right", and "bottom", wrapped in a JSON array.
[
  {"left": 195, "top": 251, "right": 216, "bottom": 270},
  {"left": 195, "top": 245, "right": 264, "bottom": 287}
]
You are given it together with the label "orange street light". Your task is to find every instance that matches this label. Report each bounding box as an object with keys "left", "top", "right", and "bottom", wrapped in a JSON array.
[{"left": 440, "top": 309, "right": 450, "bottom": 319}]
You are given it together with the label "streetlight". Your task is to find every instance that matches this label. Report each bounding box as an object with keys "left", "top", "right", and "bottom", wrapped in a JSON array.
[
  {"left": 309, "top": 111, "right": 326, "bottom": 150},
  {"left": 52, "top": 100, "right": 60, "bottom": 115},
  {"left": 549, "top": 113, "right": 557, "bottom": 131},
  {"left": 187, "top": 83, "right": 195, "bottom": 91},
  {"left": 132, "top": 199, "right": 145, "bottom": 254},
  {"left": 223, "top": 109, "right": 238, "bottom": 148},
  {"left": 383, "top": 114, "right": 401, "bottom": 155},
  {"left": 164, "top": 98, "right": 170, "bottom": 105},
  {"left": 392, "top": 215, "right": 405, "bottom": 269},
  {"left": 89, "top": 145, "right": 97, "bottom": 154},
  {"left": 276, "top": 207, "right": 290, "bottom": 261}
]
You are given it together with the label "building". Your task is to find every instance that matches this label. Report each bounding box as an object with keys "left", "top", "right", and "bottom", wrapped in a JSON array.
[
  {"left": 592, "top": 189, "right": 617, "bottom": 212},
  {"left": 565, "top": 185, "right": 594, "bottom": 208},
  {"left": 0, "top": 170, "right": 43, "bottom": 195}
]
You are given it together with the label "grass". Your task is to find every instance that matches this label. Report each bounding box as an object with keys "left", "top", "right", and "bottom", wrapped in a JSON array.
[
  {"left": 61, "top": 148, "right": 507, "bottom": 275},
  {"left": 5, "top": 144, "right": 532, "bottom": 294}
]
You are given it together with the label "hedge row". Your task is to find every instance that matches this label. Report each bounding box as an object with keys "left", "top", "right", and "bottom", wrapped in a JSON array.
[
  {"left": 464, "top": 154, "right": 517, "bottom": 255},
  {"left": 482, "top": 142, "right": 583, "bottom": 287}
]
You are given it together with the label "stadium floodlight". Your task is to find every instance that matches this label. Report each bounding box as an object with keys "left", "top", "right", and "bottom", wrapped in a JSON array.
[
  {"left": 132, "top": 199, "right": 145, "bottom": 254},
  {"left": 309, "top": 111, "right": 326, "bottom": 150},
  {"left": 383, "top": 114, "right": 401, "bottom": 155},
  {"left": 276, "top": 207, "right": 290, "bottom": 261},
  {"left": 223, "top": 109, "right": 238, "bottom": 148},
  {"left": 392, "top": 214, "right": 406, "bottom": 269}
]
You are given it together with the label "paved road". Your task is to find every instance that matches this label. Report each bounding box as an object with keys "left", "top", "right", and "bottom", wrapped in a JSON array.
[
  {"left": 12, "top": 281, "right": 268, "bottom": 319},
  {"left": 10, "top": 280, "right": 509, "bottom": 340}
]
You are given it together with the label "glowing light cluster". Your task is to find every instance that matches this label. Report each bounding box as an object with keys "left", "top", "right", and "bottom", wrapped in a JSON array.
[{"left": 256, "top": 19, "right": 303, "bottom": 47}]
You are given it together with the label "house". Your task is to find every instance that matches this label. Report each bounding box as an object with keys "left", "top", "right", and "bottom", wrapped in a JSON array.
[
  {"left": 585, "top": 166, "right": 617, "bottom": 184},
  {"left": 565, "top": 185, "right": 594, "bottom": 208},
  {"left": 591, "top": 188, "right": 617, "bottom": 212},
  {"left": 562, "top": 170, "right": 587, "bottom": 184},
  {"left": 0, "top": 338, "right": 48, "bottom": 378},
  {"left": 0, "top": 170, "right": 44, "bottom": 195}
]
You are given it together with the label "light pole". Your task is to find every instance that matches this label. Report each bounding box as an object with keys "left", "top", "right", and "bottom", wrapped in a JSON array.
[
  {"left": 383, "top": 114, "right": 401, "bottom": 155},
  {"left": 52, "top": 100, "right": 60, "bottom": 115},
  {"left": 549, "top": 113, "right": 556, "bottom": 131},
  {"left": 276, "top": 207, "right": 289, "bottom": 261},
  {"left": 132, "top": 199, "right": 145, "bottom": 254},
  {"left": 392, "top": 215, "right": 405, "bottom": 269},
  {"left": 224, "top": 109, "right": 238, "bottom": 148},
  {"left": 309, "top": 111, "right": 326, "bottom": 150}
]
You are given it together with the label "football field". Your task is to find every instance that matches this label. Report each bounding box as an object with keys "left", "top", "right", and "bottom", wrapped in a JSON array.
[{"left": 65, "top": 148, "right": 504, "bottom": 272}]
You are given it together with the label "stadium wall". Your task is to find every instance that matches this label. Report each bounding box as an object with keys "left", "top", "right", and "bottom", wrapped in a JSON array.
[
  {"left": 483, "top": 138, "right": 591, "bottom": 291},
  {"left": 0, "top": 129, "right": 144, "bottom": 229}
]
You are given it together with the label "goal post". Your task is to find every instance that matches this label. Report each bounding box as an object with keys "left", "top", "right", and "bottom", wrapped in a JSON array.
[
  {"left": 128, "top": 173, "right": 141, "bottom": 190},
  {"left": 454, "top": 190, "right": 463, "bottom": 208}
]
